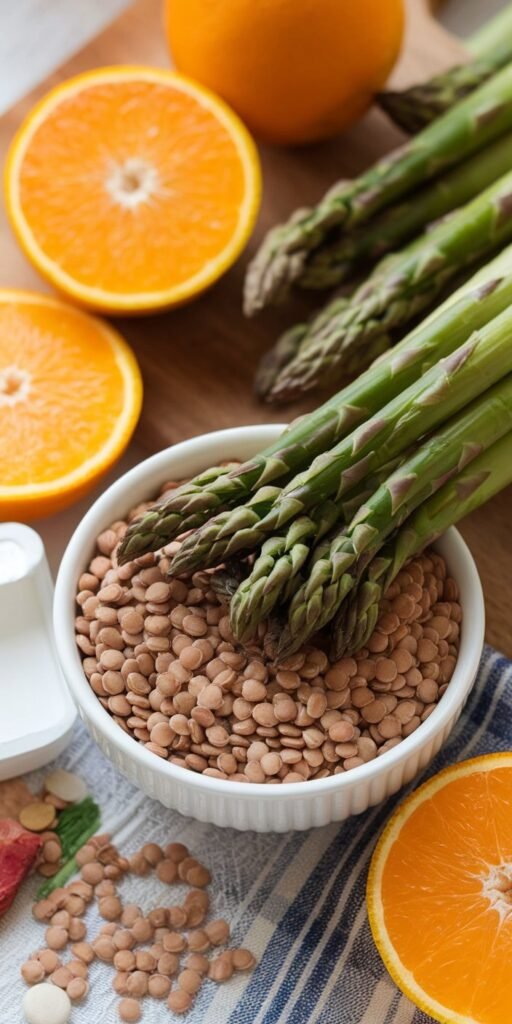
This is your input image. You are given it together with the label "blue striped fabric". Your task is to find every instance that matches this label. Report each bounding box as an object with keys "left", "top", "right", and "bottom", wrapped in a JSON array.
[
  {"left": 189, "top": 646, "right": 511, "bottom": 1024},
  {"left": 4, "top": 646, "right": 509, "bottom": 1023}
]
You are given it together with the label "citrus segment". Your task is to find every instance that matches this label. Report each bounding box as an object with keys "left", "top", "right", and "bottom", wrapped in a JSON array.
[
  {"left": 368, "top": 753, "right": 512, "bottom": 1024},
  {"left": 0, "top": 289, "right": 142, "bottom": 518},
  {"left": 5, "top": 67, "right": 261, "bottom": 312}
]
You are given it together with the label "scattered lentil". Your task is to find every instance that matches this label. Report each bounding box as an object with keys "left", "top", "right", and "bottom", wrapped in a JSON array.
[
  {"left": 147, "top": 974, "right": 171, "bottom": 998},
  {"left": 208, "top": 952, "right": 234, "bottom": 982},
  {"left": 168, "top": 988, "right": 193, "bottom": 1014},
  {"left": 232, "top": 949, "right": 256, "bottom": 971},
  {"left": 37, "top": 950, "right": 60, "bottom": 974},
  {"left": 118, "top": 997, "right": 141, "bottom": 1022},
  {"left": 45, "top": 927, "right": 68, "bottom": 951},
  {"left": 67, "top": 978, "right": 88, "bottom": 1002},
  {"left": 21, "top": 960, "right": 45, "bottom": 985}
]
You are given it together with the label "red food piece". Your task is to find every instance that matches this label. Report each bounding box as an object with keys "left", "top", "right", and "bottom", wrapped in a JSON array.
[{"left": 0, "top": 818, "right": 42, "bottom": 916}]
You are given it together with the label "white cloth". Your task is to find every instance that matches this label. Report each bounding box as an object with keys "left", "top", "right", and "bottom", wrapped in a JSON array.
[{"left": 0, "top": 646, "right": 508, "bottom": 1023}]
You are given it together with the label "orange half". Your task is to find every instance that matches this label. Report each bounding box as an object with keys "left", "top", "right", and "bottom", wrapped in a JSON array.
[
  {"left": 5, "top": 66, "right": 261, "bottom": 313},
  {"left": 0, "top": 289, "right": 142, "bottom": 518},
  {"left": 368, "top": 753, "right": 512, "bottom": 1024}
]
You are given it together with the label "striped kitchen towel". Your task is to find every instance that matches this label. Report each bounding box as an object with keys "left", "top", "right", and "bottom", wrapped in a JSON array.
[{"left": 1, "top": 645, "right": 509, "bottom": 1023}]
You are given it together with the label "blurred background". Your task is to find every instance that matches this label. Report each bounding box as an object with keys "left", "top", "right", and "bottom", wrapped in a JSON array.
[{"left": 1, "top": 0, "right": 506, "bottom": 115}]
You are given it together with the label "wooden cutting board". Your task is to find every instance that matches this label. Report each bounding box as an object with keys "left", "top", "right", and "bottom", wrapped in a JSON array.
[{"left": 1, "top": 0, "right": 511, "bottom": 656}]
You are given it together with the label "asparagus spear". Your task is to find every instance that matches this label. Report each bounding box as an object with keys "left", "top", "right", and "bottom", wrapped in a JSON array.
[
  {"left": 229, "top": 458, "right": 401, "bottom": 640},
  {"left": 265, "top": 169, "right": 512, "bottom": 403},
  {"left": 169, "top": 308, "right": 512, "bottom": 576},
  {"left": 119, "top": 274, "right": 512, "bottom": 563},
  {"left": 332, "top": 429, "right": 512, "bottom": 658},
  {"left": 279, "top": 376, "right": 512, "bottom": 656},
  {"left": 254, "top": 295, "right": 350, "bottom": 398},
  {"left": 118, "top": 462, "right": 244, "bottom": 562},
  {"left": 378, "top": 48, "right": 512, "bottom": 135},
  {"left": 244, "top": 63, "right": 512, "bottom": 315},
  {"left": 377, "top": 4, "right": 512, "bottom": 134},
  {"left": 299, "top": 133, "right": 512, "bottom": 292},
  {"left": 230, "top": 501, "right": 341, "bottom": 643},
  {"left": 254, "top": 324, "right": 308, "bottom": 400}
]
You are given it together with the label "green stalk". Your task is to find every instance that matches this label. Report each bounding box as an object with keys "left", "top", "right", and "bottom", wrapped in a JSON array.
[
  {"left": 468, "top": 5, "right": 512, "bottom": 59},
  {"left": 378, "top": 50, "right": 512, "bottom": 134},
  {"left": 266, "top": 169, "right": 512, "bottom": 403},
  {"left": 299, "top": 133, "right": 512, "bottom": 292},
  {"left": 279, "top": 376, "right": 512, "bottom": 656},
  {"left": 168, "top": 303, "right": 512, "bottom": 577},
  {"left": 119, "top": 273, "right": 512, "bottom": 563},
  {"left": 230, "top": 501, "right": 340, "bottom": 643},
  {"left": 378, "top": 3, "right": 512, "bottom": 135},
  {"left": 229, "top": 457, "right": 402, "bottom": 641},
  {"left": 244, "top": 63, "right": 512, "bottom": 314},
  {"left": 333, "top": 429, "right": 512, "bottom": 658}
]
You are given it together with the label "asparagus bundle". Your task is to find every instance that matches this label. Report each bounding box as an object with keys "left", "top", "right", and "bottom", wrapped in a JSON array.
[
  {"left": 299, "top": 133, "right": 512, "bottom": 293},
  {"left": 244, "top": 63, "right": 512, "bottom": 315},
  {"left": 279, "top": 375, "right": 512, "bottom": 656},
  {"left": 378, "top": 5, "right": 512, "bottom": 134},
  {"left": 169, "top": 307, "right": 512, "bottom": 577},
  {"left": 260, "top": 169, "right": 512, "bottom": 403},
  {"left": 119, "top": 273, "right": 512, "bottom": 563},
  {"left": 332, "top": 430, "right": 512, "bottom": 659},
  {"left": 229, "top": 503, "right": 340, "bottom": 644},
  {"left": 229, "top": 457, "right": 401, "bottom": 642}
]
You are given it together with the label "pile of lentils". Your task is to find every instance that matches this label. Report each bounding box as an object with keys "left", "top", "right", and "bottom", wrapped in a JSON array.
[
  {"left": 74, "top": 480, "right": 462, "bottom": 783},
  {"left": 25, "top": 835, "right": 255, "bottom": 1022}
]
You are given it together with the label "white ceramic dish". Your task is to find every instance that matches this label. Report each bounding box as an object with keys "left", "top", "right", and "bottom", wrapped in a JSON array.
[
  {"left": 0, "top": 523, "right": 75, "bottom": 780},
  {"left": 54, "top": 425, "right": 485, "bottom": 832}
]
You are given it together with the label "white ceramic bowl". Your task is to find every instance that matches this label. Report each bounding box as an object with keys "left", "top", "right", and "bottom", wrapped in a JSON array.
[{"left": 54, "top": 425, "right": 485, "bottom": 832}]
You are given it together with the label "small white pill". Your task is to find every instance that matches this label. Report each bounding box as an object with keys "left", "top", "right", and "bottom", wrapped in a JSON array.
[
  {"left": 22, "top": 982, "right": 71, "bottom": 1024},
  {"left": 44, "top": 770, "right": 87, "bottom": 804}
]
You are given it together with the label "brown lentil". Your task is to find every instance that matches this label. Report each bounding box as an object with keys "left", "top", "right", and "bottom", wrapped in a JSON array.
[
  {"left": 168, "top": 989, "right": 193, "bottom": 1014},
  {"left": 45, "top": 926, "right": 68, "bottom": 950},
  {"left": 71, "top": 942, "right": 94, "bottom": 964},
  {"left": 205, "top": 919, "right": 230, "bottom": 945},
  {"left": 148, "top": 974, "right": 171, "bottom": 998},
  {"left": 37, "top": 950, "right": 61, "bottom": 974},
  {"left": 68, "top": 918, "right": 86, "bottom": 942},
  {"left": 208, "top": 952, "right": 234, "bottom": 982},
  {"left": 21, "top": 960, "right": 45, "bottom": 984},
  {"left": 232, "top": 948, "right": 257, "bottom": 971},
  {"left": 50, "top": 966, "right": 73, "bottom": 989},
  {"left": 126, "top": 971, "right": 149, "bottom": 997},
  {"left": 68, "top": 960, "right": 88, "bottom": 979},
  {"left": 119, "top": 997, "right": 142, "bottom": 1022},
  {"left": 67, "top": 977, "right": 89, "bottom": 1001}
]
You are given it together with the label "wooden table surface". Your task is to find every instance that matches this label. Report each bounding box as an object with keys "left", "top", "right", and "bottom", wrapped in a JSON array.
[{"left": 1, "top": 0, "right": 511, "bottom": 655}]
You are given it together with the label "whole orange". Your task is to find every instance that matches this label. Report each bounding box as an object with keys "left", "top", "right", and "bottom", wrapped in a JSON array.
[{"left": 164, "top": 0, "right": 404, "bottom": 145}]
